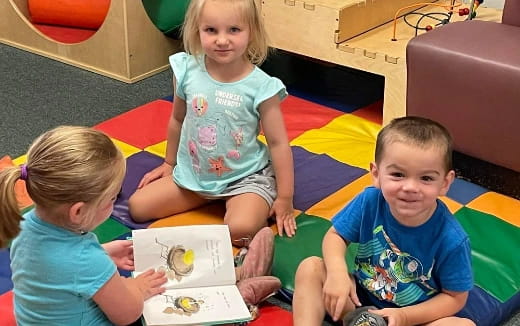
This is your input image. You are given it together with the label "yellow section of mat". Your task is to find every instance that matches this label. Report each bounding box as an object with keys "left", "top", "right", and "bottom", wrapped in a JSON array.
[{"left": 290, "top": 114, "right": 380, "bottom": 170}]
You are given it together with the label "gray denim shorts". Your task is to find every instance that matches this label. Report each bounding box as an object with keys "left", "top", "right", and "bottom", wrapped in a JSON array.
[{"left": 198, "top": 164, "right": 277, "bottom": 207}]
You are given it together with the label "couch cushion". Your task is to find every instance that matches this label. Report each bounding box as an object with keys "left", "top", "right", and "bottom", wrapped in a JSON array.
[
  {"left": 503, "top": 0, "right": 520, "bottom": 27},
  {"left": 406, "top": 20, "right": 520, "bottom": 172}
]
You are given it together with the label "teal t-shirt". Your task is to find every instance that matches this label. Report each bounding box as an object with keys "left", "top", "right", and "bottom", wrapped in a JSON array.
[
  {"left": 10, "top": 209, "right": 116, "bottom": 325},
  {"left": 169, "top": 52, "right": 287, "bottom": 194}
]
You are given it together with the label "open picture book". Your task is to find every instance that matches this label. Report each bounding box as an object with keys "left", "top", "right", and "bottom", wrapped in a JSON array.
[{"left": 132, "top": 225, "right": 252, "bottom": 326}]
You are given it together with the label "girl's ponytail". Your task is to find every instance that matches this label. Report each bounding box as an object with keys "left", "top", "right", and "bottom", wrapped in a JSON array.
[{"left": 0, "top": 166, "right": 26, "bottom": 247}]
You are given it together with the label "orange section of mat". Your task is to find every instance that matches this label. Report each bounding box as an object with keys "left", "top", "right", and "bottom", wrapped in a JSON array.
[
  {"left": 149, "top": 202, "right": 226, "bottom": 229},
  {"left": 28, "top": 0, "right": 110, "bottom": 30},
  {"left": 439, "top": 196, "right": 464, "bottom": 214},
  {"left": 467, "top": 192, "right": 520, "bottom": 227}
]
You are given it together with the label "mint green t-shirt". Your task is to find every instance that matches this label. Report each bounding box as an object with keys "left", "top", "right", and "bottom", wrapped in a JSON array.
[
  {"left": 10, "top": 210, "right": 116, "bottom": 325},
  {"left": 170, "top": 52, "right": 287, "bottom": 194}
]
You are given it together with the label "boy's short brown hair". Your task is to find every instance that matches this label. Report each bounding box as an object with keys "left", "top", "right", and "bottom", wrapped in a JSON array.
[{"left": 375, "top": 116, "right": 453, "bottom": 173}]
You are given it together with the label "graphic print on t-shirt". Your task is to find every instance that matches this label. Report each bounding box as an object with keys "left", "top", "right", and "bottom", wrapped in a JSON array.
[{"left": 355, "top": 225, "right": 437, "bottom": 306}]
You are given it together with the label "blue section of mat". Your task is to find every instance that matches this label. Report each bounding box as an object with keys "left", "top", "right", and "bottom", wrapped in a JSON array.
[
  {"left": 448, "top": 178, "right": 489, "bottom": 205},
  {"left": 0, "top": 248, "right": 13, "bottom": 295}
]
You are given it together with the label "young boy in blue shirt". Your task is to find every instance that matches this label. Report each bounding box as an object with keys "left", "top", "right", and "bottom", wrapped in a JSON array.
[{"left": 292, "top": 116, "right": 474, "bottom": 326}]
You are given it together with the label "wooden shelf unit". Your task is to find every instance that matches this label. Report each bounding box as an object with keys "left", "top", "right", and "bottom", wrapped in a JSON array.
[
  {"left": 0, "top": 0, "right": 181, "bottom": 83},
  {"left": 262, "top": 0, "right": 502, "bottom": 124}
]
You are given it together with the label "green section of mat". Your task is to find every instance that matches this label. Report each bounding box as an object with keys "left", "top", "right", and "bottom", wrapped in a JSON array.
[
  {"left": 272, "top": 213, "right": 357, "bottom": 292},
  {"left": 455, "top": 206, "right": 520, "bottom": 302},
  {"left": 93, "top": 218, "right": 131, "bottom": 244}
]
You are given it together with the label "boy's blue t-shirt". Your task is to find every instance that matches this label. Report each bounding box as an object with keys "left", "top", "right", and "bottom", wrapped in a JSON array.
[
  {"left": 10, "top": 209, "right": 116, "bottom": 325},
  {"left": 169, "top": 52, "right": 287, "bottom": 195},
  {"left": 332, "top": 187, "right": 473, "bottom": 308}
]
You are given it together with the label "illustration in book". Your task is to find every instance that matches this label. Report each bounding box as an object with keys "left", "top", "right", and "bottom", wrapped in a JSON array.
[
  {"left": 155, "top": 238, "right": 194, "bottom": 282},
  {"left": 132, "top": 225, "right": 251, "bottom": 326},
  {"left": 133, "top": 225, "right": 237, "bottom": 289}
]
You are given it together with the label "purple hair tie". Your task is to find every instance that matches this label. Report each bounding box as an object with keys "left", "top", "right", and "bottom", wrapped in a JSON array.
[{"left": 20, "top": 164, "right": 28, "bottom": 181}]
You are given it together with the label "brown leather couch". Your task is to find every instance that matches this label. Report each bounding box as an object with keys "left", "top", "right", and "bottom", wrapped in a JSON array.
[{"left": 406, "top": 0, "right": 520, "bottom": 172}]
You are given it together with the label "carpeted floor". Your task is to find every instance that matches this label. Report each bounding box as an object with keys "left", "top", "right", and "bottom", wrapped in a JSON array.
[{"left": 0, "top": 43, "right": 172, "bottom": 158}]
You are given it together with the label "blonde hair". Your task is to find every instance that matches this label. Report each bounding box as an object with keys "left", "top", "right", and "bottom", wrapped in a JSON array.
[
  {"left": 375, "top": 116, "right": 453, "bottom": 173},
  {"left": 0, "top": 126, "right": 126, "bottom": 247},
  {"left": 182, "top": 0, "right": 270, "bottom": 65}
]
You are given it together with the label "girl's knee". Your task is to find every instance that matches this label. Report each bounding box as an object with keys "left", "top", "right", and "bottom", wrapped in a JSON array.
[
  {"left": 227, "top": 223, "right": 263, "bottom": 244},
  {"left": 224, "top": 194, "right": 270, "bottom": 241},
  {"left": 224, "top": 214, "right": 266, "bottom": 242},
  {"left": 128, "top": 192, "right": 152, "bottom": 222}
]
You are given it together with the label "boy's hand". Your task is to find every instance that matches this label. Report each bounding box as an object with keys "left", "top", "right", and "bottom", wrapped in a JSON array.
[
  {"left": 371, "top": 307, "right": 407, "bottom": 326},
  {"left": 132, "top": 269, "right": 167, "bottom": 301},
  {"left": 323, "top": 273, "right": 360, "bottom": 321},
  {"left": 103, "top": 240, "right": 134, "bottom": 271},
  {"left": 137, "top": 162, "right": 173, "bottom": 189},
  {"left": 270, "top": 197, "right": 296, "bottom": 237}
]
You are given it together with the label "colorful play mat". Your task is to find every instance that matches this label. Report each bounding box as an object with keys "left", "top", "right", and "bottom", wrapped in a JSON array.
[{"left": 1, "top": 93, "right": 519, "bottom": 325}]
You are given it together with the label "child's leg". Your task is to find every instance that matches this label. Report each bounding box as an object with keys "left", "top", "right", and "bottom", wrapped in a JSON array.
[
  {"left": 128, "top": 176, "right": 209, "bottom": 222},
  {"left": 224, "top": 193, "right": 270, "bottom": 242},
  {"left": 293, "top": 256, "right": 329, "bottom": 326},
  {"left": 423, "top": 317, "right": 475, "bottom": 326}
]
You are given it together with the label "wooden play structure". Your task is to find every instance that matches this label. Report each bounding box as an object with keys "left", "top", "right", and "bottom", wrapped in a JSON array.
[
  {"left": 0, "top": 0, "right": 181, "bottom": 83},
  {"left": 260, "top": 0, "right": 502, "bottom": 124}
]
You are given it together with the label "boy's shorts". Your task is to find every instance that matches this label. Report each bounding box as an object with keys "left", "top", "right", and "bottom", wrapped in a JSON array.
[{"left": 198, "top": 164, "right": 277, "bottom": 207}]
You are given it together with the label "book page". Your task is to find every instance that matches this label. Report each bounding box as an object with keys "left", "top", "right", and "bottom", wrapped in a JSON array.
[
  {"left": 132, "top": 225, "right": 236, "bottom": 289},
  {"left": 142, "top": 285, "right": 251, "bottom": 326}
]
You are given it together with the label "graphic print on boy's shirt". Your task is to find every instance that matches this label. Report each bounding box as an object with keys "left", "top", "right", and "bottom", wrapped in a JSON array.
[{"left": 356, "top": 225, "right": 437, "bottom": 306}]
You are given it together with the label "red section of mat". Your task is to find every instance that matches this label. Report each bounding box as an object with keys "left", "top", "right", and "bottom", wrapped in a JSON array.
[
  {"left": 278, "top": 96, "right": 344, "bottom": 141},
  {"left": 95, "top": 100, "right": 172, "bottom": 149},
  {"left": 34, "top": 24, "right": 96, "bottom": 43},
  {"left": 96, "top": 96, "right": 342, "bottom": 147},
  {"left": 250, "top": 303, "right": 293, "bottom": 325},
  {"left": 0, "top": 292, "right": 291, "bottom": 326},
  {"left": 352, "top": 99, "right": 383, "bottom": 125},
  {"left": 0, "top": 291, "right": 15, "bottom": 326}
]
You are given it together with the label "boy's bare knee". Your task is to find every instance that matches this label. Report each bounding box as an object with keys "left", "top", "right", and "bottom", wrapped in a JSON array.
[{"left": 295, "top": 256, "right": 325, "bottom": 281}]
